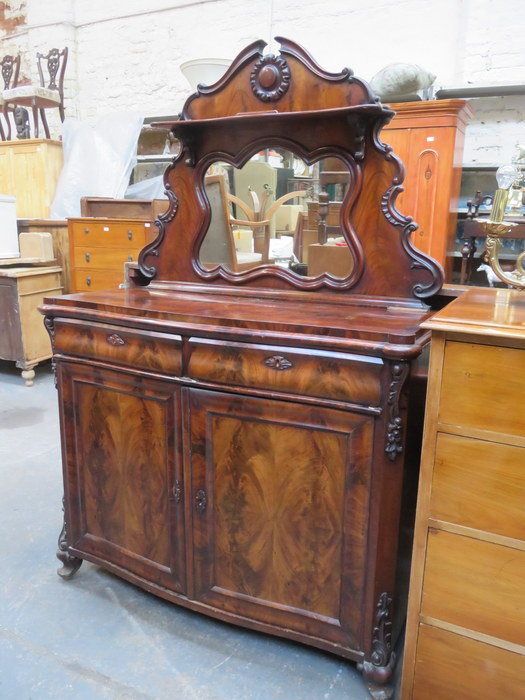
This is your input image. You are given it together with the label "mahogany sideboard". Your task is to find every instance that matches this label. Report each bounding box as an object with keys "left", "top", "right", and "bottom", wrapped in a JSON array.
[
  {"left": 41, "top": 38, "right": 444, "bottom": 693},
  {"left": 400, "top": 287, "right": 525, "bottom": 698}
]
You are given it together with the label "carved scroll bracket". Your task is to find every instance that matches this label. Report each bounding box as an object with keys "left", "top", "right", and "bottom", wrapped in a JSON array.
[
  {"left": 56, "top": 497, "right": 82, "bottom": 579},
  {"left": 43, "top": 316, "right": 57, "bottom": 388},
  {"left": 358, "top": 591, "right": 396, "bottom": 687},
  {"left": 385, "top": 361, "right": 409, "bottom": 462}
]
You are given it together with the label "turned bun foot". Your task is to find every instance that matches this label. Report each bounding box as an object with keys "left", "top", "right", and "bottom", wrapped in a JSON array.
[{"left": 21, "top": 368, "right": 35, "bottom": 386}]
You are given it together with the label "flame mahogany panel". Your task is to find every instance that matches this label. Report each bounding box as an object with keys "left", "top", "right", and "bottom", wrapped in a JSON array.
[
  {"left": 59, "top": 363, "right": 186, "bottom": 593},
  {"left": 188, "top": 389, "right": 373, "bottom": 651}
]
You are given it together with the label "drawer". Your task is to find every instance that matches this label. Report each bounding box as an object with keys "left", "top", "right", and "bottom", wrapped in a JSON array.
[
  {"left": 70, "top": 220, "right": 153, "bottom": 247},
  {"left": 53, "top": 319, "right": 182, "bottom": 375},
  {"left": 431, "top": 432, "right": 525, "bottom": 539},
  {"left": 73, "top": 268, "right": 126, "bottom": 292},
  {"left": 73, "top": 246, "right": 142, "bottom": 270},
  {"left": 440, "top": 341, "right": 525, "bottom": 438},
  {"left": 187, "top": 338, "right": 383, "bottom": 405},
  {"left": 422, "top": 529, "right": 525, "bottom": 646},
  {"left": 412, "top": 624, "right": 525, "bottom": 700}
]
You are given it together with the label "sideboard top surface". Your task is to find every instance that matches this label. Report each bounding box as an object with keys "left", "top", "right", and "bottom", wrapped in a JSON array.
[{"left": 42, "top": 286, "right": 432, "bottom": 355}]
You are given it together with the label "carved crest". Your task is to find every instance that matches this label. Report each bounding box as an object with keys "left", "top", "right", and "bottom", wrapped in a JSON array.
[{"left": 250, "top": 54, "right": 290, "bottom": 102}]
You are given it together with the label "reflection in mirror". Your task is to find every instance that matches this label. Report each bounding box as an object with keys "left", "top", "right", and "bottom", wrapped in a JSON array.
[{"left": 199, "top": 148, "right": 354, "bottom": 279}]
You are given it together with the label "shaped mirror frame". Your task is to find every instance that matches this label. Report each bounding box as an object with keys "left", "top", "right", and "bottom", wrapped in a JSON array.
[
  {"left": 138, "top": 38, "right": 443, "bottom": 302},
  {"left": 199, "top": 149, "right": 354, "bottom": 281}
]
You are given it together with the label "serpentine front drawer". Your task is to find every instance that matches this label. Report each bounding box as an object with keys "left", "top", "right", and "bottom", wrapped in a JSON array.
[
  {"left": 187, "top": 338, "right": 383, "bottom": 405},
  {"left": 53, "top": 319, "right": 182, "bottom": 375}
]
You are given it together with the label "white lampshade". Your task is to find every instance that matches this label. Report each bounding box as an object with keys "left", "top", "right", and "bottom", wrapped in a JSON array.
[{"left": 180, "top": 58, "right": 231, "bottom": 91}]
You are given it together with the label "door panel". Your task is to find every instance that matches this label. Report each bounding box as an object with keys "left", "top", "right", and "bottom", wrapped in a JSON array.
[
  {"left": 188, "top": 388, "right": 374, "bottom": 649},
  {"left": 59, "top": 362, "right": 185, "bottom": 593}
]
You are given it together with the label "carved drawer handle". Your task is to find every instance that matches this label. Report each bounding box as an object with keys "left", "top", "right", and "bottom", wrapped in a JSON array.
[
  {"left": 85, "top": 252, "right": 90, "bottom": 262},
  {"left": 264, "top": 354, "right": 293, "bottom": 371},
  {"left": 195, "top": 488, "right": 207, "bottom": 513},
  {"left": 106, "top": 333, "right": 125, "bottom": 346},
  {"left": 86, "top": 276, "right": 91, "bottom": 286},
  {"left": 127, "top": 230, "right": 133, "bottom": 240}
]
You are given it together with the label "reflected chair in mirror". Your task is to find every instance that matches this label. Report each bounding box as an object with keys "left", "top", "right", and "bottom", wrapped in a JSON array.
[
  {"left": 2, "top": 47, "right": 68, "bottom": 139},
  {"left": 0, "top": 54, "right": 20, "bottom": 140},
  {"left": 201, "top": 175, "right": 264, "bottom": 272},
  {"left": 228, "top": 188, "right": 308, "bottom": 263}
]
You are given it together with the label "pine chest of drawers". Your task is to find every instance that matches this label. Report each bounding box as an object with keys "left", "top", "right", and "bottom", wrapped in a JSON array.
[
  {"left": 401, "top": 287, "right": 525, "bottom": 698},
  {"left": 68, "top": 217, "right": 156, "bottom": 292}
]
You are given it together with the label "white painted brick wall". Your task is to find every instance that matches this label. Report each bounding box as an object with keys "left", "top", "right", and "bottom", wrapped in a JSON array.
[{"left": 1, "top": 0, "right": 524, "bottom": 165}]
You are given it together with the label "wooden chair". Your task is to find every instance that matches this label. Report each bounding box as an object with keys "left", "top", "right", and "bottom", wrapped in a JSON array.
[
  {"left": 200, "top": 175, "right": 263, "bottom": 272},
  {"left": 3, "top": 47, "right": 68, "bottom": 139},
  {"left": 0, "top": 54, "right": 20, "bottom": 140},
  {"left": 228, "top": 188, "right": 308, "bottom": 262}
]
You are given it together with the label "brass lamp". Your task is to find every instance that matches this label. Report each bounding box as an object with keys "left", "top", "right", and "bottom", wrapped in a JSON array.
[{"left": 476, "top": 163, "right": 525, "bottom": 290}]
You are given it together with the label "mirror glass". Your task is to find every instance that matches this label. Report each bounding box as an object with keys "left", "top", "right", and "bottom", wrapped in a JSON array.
[{"left": 198, "top": 148, "right": 354, "bottom": 279}]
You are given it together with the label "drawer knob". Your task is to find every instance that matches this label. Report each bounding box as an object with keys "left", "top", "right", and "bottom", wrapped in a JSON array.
[
  {"left": 195, "top": 488, "right": 207, "bottom": 513},
  {"left": 84, "top": 227, "right": 89, "bottom": 233},
  {"left": 85, "top": 252, "right": 90, "bottom": 262},
  {"left": 264, "top": 355, "right": 293, "bottom": 371},
  {"left": 106, "top": 333, "right": 125, "bottom": 346},
  {"left": 127, "top": 230, "right": 133, "bottom": 240},
  {"left": 86, "top": 276, "right": 91, "bottom": 286},
  {"left": 128, "top": 255, "right": 133, "bottom": 262}
]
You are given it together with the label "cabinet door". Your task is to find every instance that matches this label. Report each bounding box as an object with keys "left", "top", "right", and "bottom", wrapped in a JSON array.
[
  {"left": 188, "top": 388, "right": 374, "bottom": 651},
  {"left": 58, "top": 362, "right": 186, "bottom": 593}
]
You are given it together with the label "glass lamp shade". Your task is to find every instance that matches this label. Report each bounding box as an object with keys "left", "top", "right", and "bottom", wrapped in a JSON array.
[
  {"left": 496, "top": 164, "right": 520, "bottom": 189},
  {"left": 180, "top": 58, "right": 231, "bottom": 91}
]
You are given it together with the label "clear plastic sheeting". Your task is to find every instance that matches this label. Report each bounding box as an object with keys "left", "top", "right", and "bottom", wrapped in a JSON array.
[
  {"left": 125, "top": 175, "right": 167, "bottom": 200},
  {"left": 50, "top": 112, "right": 144, "bottom": 219}
]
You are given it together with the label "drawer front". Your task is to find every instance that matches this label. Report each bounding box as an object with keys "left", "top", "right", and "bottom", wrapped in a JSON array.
[
  {"left": 71, "top": 221, "right": 152, "bottom": 247},
  {"left": 440, "top": 341, "right": 525, "bottom": 438},
  {"left": 422, "top": 529, "right": 525, "bottom": 646},
  {"left": 73, "top": 246, "right": 142, "bottom": 270},
  {"left": 431, "top": 432, "right": 525, "bottom": 540},
  {"left": 73, "top": 268, "right": 126, "bottom": 292},
  {"left": 412, "top": 624, "right": 525, "bottom": 700},
  {"left": 187, "top": 338, "right": 383, "bottom": 405},
  {"left": 54, "top": 319, "right": 182, "bottom": 375}
]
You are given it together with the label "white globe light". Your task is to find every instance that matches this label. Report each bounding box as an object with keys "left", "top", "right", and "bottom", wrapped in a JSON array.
[{"left": 496, "top": 164, "right": 520, "bottom": 189}]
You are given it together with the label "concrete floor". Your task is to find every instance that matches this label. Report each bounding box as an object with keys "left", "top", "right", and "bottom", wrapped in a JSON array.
[{"left": 0, "top": 360, "right": 402, "bottom": 700}]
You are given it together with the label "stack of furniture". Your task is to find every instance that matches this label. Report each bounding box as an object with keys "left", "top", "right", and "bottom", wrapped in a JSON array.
[
  {"left": 401, "top": 287, "right": 525, "bottom": 698},
  {"left": 40, "top": 38, "right": 443, "bottom": 695}
]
